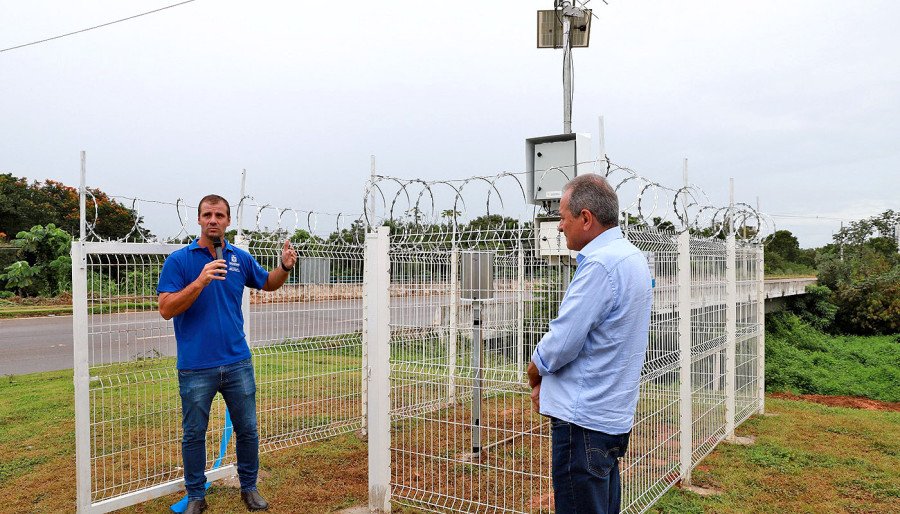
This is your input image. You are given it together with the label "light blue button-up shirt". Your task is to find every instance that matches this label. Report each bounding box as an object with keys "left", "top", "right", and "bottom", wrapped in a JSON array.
[{"left": 532, "top": 227, "right": 653, "bottom": 434}]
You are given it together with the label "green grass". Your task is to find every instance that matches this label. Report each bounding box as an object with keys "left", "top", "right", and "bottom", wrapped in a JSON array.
[
  {"left": 3, "top": 371, "right": 896, "bottom": 513},
  {"left": 650, "top": 398, "right": 900, "bottom": 513},
  {"left": 2, "top": 332, "right": 898, "bottom": 513},
  {"left": 765, "top": 312, "right": 900, "bottom": 401}
]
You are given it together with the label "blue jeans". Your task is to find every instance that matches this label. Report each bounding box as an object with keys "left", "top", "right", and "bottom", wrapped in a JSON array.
[
  {"left": 178, "top": 358, "right": 259, "bottom": 500},
  {"left": 551, "top": 418, "right": 631, "bottom": 514}
]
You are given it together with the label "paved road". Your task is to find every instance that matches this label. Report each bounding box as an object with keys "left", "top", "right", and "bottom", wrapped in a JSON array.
[{"left": 0, "top": 295, "right": 524, "bottom": 375}]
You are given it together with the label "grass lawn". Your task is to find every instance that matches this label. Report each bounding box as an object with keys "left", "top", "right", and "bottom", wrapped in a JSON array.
[{"left": 1, "top": 368, "right": 897, "bottom": 513}]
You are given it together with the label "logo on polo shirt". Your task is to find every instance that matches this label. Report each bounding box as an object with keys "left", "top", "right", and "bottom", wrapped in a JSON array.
[{"left": 229, "top": 254, "right": 241, "bottom": 272}]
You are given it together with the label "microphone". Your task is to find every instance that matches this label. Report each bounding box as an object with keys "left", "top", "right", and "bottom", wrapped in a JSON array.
[{"left": 213, "top": 237, "right": 224, "bottom": 261}]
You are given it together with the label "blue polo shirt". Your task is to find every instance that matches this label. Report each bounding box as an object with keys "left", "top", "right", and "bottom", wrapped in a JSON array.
[{"left": 157, "top": 239, "right": 269, "bottom": 370}]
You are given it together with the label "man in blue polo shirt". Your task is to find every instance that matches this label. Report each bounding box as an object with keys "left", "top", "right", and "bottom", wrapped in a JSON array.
[
  {"left": 527, "top": 175, "right": 653, "bottom": 514},
  {"left": 158, "top": 194, "right": 296, "bottom": 513}
]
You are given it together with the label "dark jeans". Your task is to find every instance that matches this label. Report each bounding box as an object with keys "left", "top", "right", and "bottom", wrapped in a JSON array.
[
  {"left": 178, "top": 358, "right": 259, "bottom": 500},
  {"left": 551, "top": 418, "right": 631, "bottom": 514}
]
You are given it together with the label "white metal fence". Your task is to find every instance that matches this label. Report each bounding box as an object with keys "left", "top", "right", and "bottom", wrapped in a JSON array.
[
  {"left": 72, "top": 234, "right": 365, "bottom": 512},
  {"left": 72, "top": 160, "right": 766, "bottom": 513},
  {"left": 364, "top": 225, "right": 764, "bottom": 514}
]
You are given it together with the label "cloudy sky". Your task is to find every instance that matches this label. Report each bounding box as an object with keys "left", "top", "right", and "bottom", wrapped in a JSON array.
[{"left": 1, "top": 0, "right": 897, "bottom": 246}]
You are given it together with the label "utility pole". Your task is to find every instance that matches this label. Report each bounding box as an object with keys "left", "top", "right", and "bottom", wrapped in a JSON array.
[
  {"left": 559, "top": 1, "right": 585, "bottom": 134},
  {"left": 562, "top": 6, "right": 573, "bottom": 134}
]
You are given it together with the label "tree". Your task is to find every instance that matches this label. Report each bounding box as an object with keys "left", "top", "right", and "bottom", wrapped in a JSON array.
[
  {"left": 763, "top": 229, "right": 816, "bottom": 275},
  {"left": 1, "top": 224, "right": 72, "bottom": 296},
  {"left": 815, "top": 210, "right": 900, "bottom": 335},
  {"left": 0, "top": 173, "right": 149, "bottom": 241}
]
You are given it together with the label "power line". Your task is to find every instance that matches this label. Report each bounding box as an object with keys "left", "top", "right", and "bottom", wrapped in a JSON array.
[
  {"left": 769, "top": 213, "right": 851, "bottom": 222},
  {"left": 0, "top": 0, "right": 198, "bottom": 54}
]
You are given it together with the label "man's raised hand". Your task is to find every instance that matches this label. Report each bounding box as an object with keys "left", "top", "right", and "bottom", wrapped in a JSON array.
[{"left": 281, "top": 240, "right": 297, "bottom": 270}]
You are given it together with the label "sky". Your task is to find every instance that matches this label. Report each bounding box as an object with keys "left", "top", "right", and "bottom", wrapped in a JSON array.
[{"left": 1, "top": 0, "right": 898, "bottom": 247}]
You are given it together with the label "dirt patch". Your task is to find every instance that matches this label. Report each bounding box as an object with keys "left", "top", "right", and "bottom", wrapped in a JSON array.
[{"left": 770, "top": 392, "right": 900, "bottom": 412}]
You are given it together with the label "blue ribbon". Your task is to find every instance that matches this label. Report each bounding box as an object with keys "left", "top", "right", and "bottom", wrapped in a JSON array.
[{"left": 170, "top": 408, "right": 233, "bottom": 513}]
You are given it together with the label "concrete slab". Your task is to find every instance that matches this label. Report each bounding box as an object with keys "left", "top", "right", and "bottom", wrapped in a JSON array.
[{"left": 335, "top": 507, "right": 370, "bottom": 514}]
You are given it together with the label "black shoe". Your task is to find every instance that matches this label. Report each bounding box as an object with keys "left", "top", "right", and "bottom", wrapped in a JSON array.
[
  {"left": 183, "top": 498, "right": 207, "bottom": 514},
  {"left": 241, "top": 489, "right": 270, "bottom": 511}
]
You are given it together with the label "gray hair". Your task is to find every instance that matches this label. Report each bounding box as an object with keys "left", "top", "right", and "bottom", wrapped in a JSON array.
[{"left": 563, "top": 174, "right": 619, "bottom": 227}]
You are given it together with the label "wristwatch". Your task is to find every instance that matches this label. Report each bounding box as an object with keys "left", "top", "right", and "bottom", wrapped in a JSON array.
[{"left": 280, "top": 262, "right": 293, "bottom": 273}]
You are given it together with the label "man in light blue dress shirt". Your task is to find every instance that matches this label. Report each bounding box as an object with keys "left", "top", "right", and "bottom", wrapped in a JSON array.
[{"left": 528, "top": 174, "right": 653, "bottom": 514}]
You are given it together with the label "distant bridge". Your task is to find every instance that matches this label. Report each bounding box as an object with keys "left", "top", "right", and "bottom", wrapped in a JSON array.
[{"left": 763, "top": 277, "right": 818, "bottom": 312}]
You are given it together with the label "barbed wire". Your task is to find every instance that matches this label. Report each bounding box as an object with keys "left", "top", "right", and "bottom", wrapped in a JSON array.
[
  {"left": 364, "top": 156, "right": 774, "bottom": 243},
  {"left": 80, "top": 156, "right": 772, "bottom": 246}
]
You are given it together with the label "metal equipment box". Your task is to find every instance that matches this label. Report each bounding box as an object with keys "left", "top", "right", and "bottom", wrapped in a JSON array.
[
  {"left": 525, "top": 133, "right": 593, "bottom": 204},
  {"left": 460, "top": 251, "right": 494, "bottom": 300}
]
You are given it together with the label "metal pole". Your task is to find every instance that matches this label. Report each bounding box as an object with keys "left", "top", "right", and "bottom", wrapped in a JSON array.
[
  {"left": 73, "top": 249, "right": 91, "bottom": 511},
  {"left": 74, "top": 150, "right": 90, "bottom": 512},
  {"left": 728, "top": 178, "right": 735, "bottom": 235},
  {"left": 236, "top": 169, "right": 251, "bottom": 355},
  {"left": 362, "top": 157, "right": 375, "bottom": 435},
  {"left": 367, "top": 226, "right": 391, "bottom": 513},
  {"left": 448, "top": 245, "right": 459, "bottom": 402},
  {"left": 471, "top": 300, "right": 483, "bottom": 454},
  {"left": 80, "top": 151, "right": 86, "bottom": 241},
  {"left": 236, "top": 169, "right": 246, "bottom": 243},
  {"left": 562, "top": 14, "right": 573, "bottom": 134},
  {"left": 369, "top": 155, "right": 376, "bottom": 226},
  {"left": 725, "top": 234, "right": 737, "bottom": 439},
  {"left": 756, "top": 243, "right": 766, "bottom": 414},
  {"left": 677, "top": 230, "right": 693, "bottom": 485},
  {"left": 516, "top": 243, "right": 525, "bottom": 375}
]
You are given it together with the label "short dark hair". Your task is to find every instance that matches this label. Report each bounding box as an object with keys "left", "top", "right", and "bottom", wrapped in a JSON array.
[
  {"left": 198, "top": 194, "right": 231, "bottom": 218},
  {"left": 564, "top": 174, "right": 619, "bottom": 227}
]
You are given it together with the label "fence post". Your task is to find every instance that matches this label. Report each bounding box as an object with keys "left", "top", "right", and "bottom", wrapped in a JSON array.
[
  {"left": 725, "top": 234, "right": 737, "bottom": 439},
  {"left": 756, "top": 245, "right": 766, "bottom": 414},
  {"left": 74, "top": 152, "right": 92, "bottom": 513},
  {"left": 516, "top": 243, "right": 525, "bottom": 375},
  {"left": 73, "top": 241, "right": 91, "bottom": 513},
  {"left": 448, "top": 246, "right": 459, "bottom": 402},
  {"left": 677, "top": 231, "right": 693, "bottom": 485},
  {"left": 361, "top": 249, "right": 369, "bottom": 438},
  {"left": 366, "top": 226, "right": 391, "bottom": 513}
]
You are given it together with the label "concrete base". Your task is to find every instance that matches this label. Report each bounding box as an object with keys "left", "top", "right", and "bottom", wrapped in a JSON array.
[
  {"left": 682, "top": 484, "right": 724, "bottom": 497},
  {"left": 457, "top": 450, "right": 486, "bottom": 462},
  {"left": 726, "top": 435, "right": 756, "bottom": 446},
  {"left": 336, "top": 507, "right": 370, "bottom": 514}
]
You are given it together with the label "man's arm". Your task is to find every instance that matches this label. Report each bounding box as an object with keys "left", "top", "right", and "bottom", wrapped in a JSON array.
[
  {"left": 531, "top": 260, "right": 616, "bottom": 376},
  {"left": 158, "top": 259, "right": 227, "bottom": 320},
  {"left": 262, "top": 240, "right": 297, "bottom": 292}
]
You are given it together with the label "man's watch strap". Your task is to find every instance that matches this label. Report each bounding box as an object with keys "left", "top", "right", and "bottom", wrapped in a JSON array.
[{"left": 280, "top": 262, "right": 293, "bottom": 273}]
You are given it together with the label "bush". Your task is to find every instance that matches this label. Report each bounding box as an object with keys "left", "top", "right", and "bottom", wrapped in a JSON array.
[
  {"left": 765, "top": 312, "right": 900, "bottom": 401},
  {"left": 787, "top": 284, "right": 837, "bottom": 331}
]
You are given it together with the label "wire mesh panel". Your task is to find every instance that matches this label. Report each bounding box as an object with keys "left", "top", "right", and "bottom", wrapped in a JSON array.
[
  {"left": 734, "top": 243, "right": 762, "bottom": 425},
  {"left": 688, "top": 237, "right": 728, "bottom": 464},
  {"left": 622, "top": 229, "right": 682, "bottom": 513},
  {"left": 389, "top": 226, "right": 555, "bottom": 513},
  {"left": 245, "top": 237, "right": 365, "bottom": 450},
  {"left": 76, "top": 235, "right": 365, "bottom": 511},
  {"left": 82, "top": 245, "right": 201, "bottom": 505}
]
